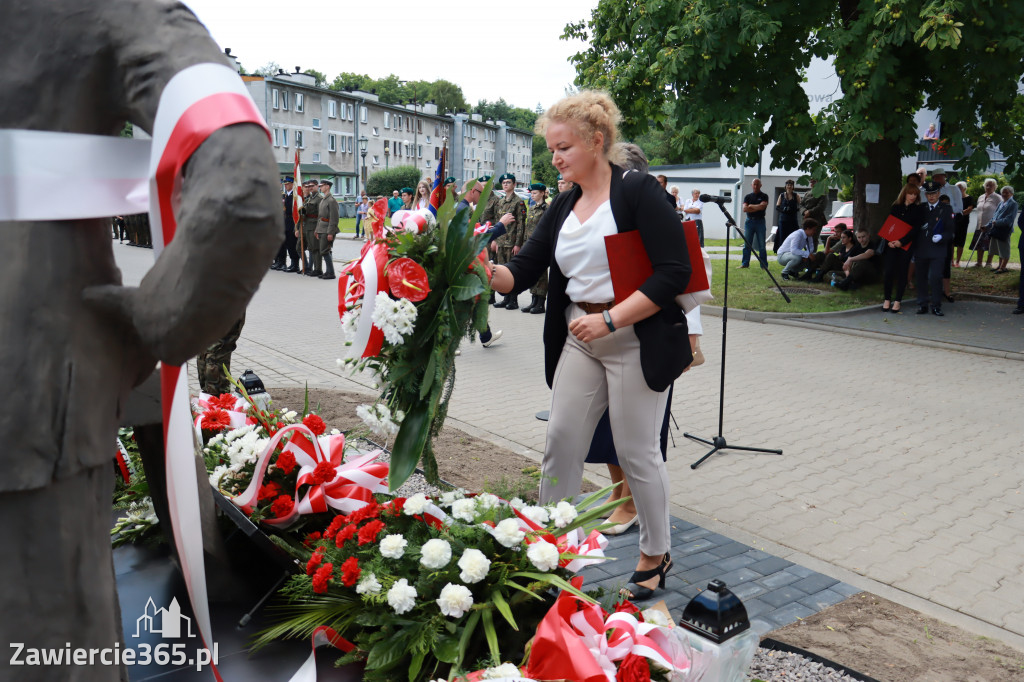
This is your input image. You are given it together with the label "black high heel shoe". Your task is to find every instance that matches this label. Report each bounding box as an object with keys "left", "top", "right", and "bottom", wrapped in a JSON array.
[{"left": 621, "top": 553, "right": 672, "bottom": 601}]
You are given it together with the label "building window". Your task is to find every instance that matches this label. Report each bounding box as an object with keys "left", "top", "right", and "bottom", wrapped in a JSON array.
[
  {"left": 384, "top": 112, "right": 390, "bottom": 129},
  {"left": 272, "top": 89, "right": 279, "bottom": 109},
  {"left": 372, "top": 155, "right": 379, "bottom": 165},
  {"left": 328, "top": 100, "right": 336, "bottom": 118},
  {"left": 417, "top": 120, "right": 422, "bottom": 134},
  {"left": 471, "top": 126, "right": 477, "bottom": 139},
  {"left": 348, "top": 103, "right": 355, "bottom": 120},
  {"left": 281, "top": 91, "right": 289, "bottom": 111},
  {"left": 273, "top": 128, "right": 279, "bottom": 146},
  {"left": 434, "top": 125, "right": 439, "bottom": 136},
  {"left": 282, "top": 129, "right": 288, "bottom": 147},
  {"left": 312, "top": 117, "right": 321, "bottom": 129},
  {"left": 418, "top": 145, "right": 422, "bottom": 158},
  {"left": 347, "top": 136, "right": 353, "bottom": 153},
  {"left": 434, "top": 147, "right": 440, "bottom": 160},
  {"left": 360, "top": 106, "right": 367, "bottom": 123},
  {"left": 295, "top": 130, "right": 303, "bottom": 148},
  {"left": 396, "top": 114, "right": 402, "bottom": 128},
  {"left": 313, "top": 152, "right": 321, "bottom": 163},
  {"left": 295, "top": 93, "right": 304, "bottom": 113},
  {"left": 372, "top": 126, "right": 379, "bottom": 136},
  {"left": 328, "top": 134, "right": 336, "bottom": 152}
]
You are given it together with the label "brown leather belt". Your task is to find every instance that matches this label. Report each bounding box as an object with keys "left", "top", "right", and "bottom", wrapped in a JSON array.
[{"left": 575, "top": 301, "right": 614, "bottom": 315}]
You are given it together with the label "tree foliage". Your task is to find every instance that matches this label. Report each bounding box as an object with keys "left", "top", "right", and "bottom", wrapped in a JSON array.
[
  {"left": 474, "top": 99, "right": 538, "bottom": 131},
  {"left": 328, "top": 74, "right": 469, "bottom": 114},
  {"left": 532, "top": 136, "right": 558, "bottom": 188},
  {"left": 253, "top": 61, "right": 281, "bottom": 78},
  {"left": 366, "top": 165, "right": 423, "bottom": 197},
  {"left": 430, "top": 79, "right": 469, "bottom": 114},
  {"left": 565, "top": 0, "right": 1024, "bottom": 233},
  {"left": 305, "top": 68, "right": 328, "bottom": 88}
]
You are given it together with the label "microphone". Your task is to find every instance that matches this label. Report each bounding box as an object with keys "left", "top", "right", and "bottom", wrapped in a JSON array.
[{"left": 699, "top": 194, "right": 729, "bottom": 205}]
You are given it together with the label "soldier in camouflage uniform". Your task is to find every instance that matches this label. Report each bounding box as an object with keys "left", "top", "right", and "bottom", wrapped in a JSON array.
[
  {"left": 485, "top": 173, "right": 527, "bottom": 309},
  {"left": 197, "top": 313, "right": 246, "bottom": 395},
  {"left": 298, "top": 179, "right": 322, "bottom": 276},
  {"left": 521, "top": 182, "right": 549, "bottom": 314}
]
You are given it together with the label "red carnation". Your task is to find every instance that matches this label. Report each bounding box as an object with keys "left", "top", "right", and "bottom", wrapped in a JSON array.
[
  {"left": 311, "top": 562, "right": 333, "bottom": 594},
  {"left": 258, "top": 480, "right": 282, "bottom": 501},
  {"left": 347, "top": 502, "right": 380, "bottom": 525},
  {"left": 208, "top": 393, "right": 238, "bottom": 410},
  {"left": 387, "top": 498, "right": 406, "bottom": 516},
  {"left": 310, "top": 460, "right": 336, "bottom": 486},
  {"left": 304, "top": 531, "right": 322, "bottom": 547},
  {"left": 302, "top": 413, "right": 326, "bottom": 436},
  {"left": 616, "top": 653, "right": 651, "bottom": 682},
  {"left": 275, "top": 450, "right": 297, "bottom": 476},
  {"left": 357, "top": 519, "right": 386, "bottom": 546},
  {"left": 306, "top": 547, "right": 325, "bottom": 576},
  {"left": 387, "top": 257, "right": 431, "bottom": 302},
  {"left": 200, "top": 409, "right": 231, "bottom": 432},
  {"left": 324, "top": 515, "right": 346, "bottom": 540},
  {"left": 270, "top": 495, "right": 294, "bottom": 518},
  {"left": 340, "top": 556, "right": 361, "bottom": 587},
  {"left": 335, "top": 524, "right": 357, "bottom": 547}
]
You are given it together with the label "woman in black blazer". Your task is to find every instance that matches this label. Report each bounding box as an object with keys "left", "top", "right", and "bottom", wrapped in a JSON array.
[
  {"left": 882, "top": 183, "right": 926, "bottom": 312},
  {"left": 490, "top": 91, "right": 691, "bottom": 600}
]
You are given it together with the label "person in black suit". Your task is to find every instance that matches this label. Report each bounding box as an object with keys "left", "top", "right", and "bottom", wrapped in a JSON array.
[
  {"left": 916, "top": 181, "right": 955, "bottom": 316},
  {"left": 273, "top": 176, "right": 300, "bottom": 272},
  {"left": 490, "top": 91, "right": 691, "bottom": 602}
]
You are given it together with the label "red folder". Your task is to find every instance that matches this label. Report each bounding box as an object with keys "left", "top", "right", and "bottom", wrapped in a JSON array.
[
  {"left": 605, "top": 221, "right": 709, "bottom": 305},
  {"left": 878, "top": 215, "right": 913, "bottom": 251}
]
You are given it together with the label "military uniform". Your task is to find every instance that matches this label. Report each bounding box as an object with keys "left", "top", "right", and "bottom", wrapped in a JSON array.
[
  {"left": 523, "top": 183, "right": 549, "bottom": 313},
  {"left": 300, "top": 185, "right": 322, "bottom": 275},
  {"left": 315, "top": 183, "right": 340, "bottom": 279},
  {"left": 197, "top": 313, "right": 245, "bottom": 395}
]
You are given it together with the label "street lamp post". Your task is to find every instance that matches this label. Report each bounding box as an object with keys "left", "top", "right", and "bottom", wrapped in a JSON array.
[
  {"left": 384, "top": 145, "right": 390, "bottom": 171},
  {"left": 358, "top": 135, "right": 368, "bottom": 195}
]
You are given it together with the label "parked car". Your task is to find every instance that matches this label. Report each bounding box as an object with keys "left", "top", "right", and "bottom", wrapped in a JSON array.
[{"left": 821, "top": 201, "right": 853, "bottom": 245}]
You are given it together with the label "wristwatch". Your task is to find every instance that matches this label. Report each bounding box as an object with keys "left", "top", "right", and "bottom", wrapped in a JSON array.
[{"left": 602, "top": 309, "right": 616, "bottom": 333}]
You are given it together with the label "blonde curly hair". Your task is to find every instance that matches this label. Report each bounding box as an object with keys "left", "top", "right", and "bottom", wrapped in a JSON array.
[{"left": 536, "top": 90, "right": 621, "bottom": 155}]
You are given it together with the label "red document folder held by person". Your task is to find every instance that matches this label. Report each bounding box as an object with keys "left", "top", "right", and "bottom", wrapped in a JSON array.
[
  {"left": 605, "top": 220, "right": 709, "bottom": 305},
  {"left": 878, "top": 215, "right": 913, "bottom": 251}
]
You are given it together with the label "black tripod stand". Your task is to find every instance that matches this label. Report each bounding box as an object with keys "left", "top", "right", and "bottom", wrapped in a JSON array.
[{"left": 685, "top": 197, "right": 788, "bottom": 469}]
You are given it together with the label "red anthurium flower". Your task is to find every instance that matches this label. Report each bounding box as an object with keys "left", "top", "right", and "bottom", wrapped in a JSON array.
[
  {"left": 303, "top": 413, "right": 326, "bottom": 436},
  {"left": 388, "top": 257, "right": 430, "bottom": 302}
]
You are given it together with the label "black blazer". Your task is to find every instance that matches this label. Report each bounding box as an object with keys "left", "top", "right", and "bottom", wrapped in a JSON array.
[
  {"left": 915, "top": 202, "right": 954, "bottom": 260},
  {"left": 506, "top": 165, "right": 692, "bottom": 392}
]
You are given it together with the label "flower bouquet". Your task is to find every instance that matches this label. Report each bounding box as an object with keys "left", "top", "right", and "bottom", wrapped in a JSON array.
[
  {"left": 254, "top": 486, "right": 625, "bottom": 682},
  {"left": 338, "top": 180, "right": 495, "bottom": 491},
  {"left": 111, "top": 427, "right": 162, "bottom": 547}
]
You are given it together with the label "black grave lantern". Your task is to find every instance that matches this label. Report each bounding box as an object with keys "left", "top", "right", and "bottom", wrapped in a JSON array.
[
  {"left": 678, "top": 579, "right": 750, "bottom": 643},
  {"left": 237, "top": 370, "right": 266, "bottom": 397}
]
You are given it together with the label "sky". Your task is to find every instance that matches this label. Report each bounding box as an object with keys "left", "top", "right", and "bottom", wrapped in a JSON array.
[{"left": 181, "top": 0, "right": 600, "bottom": 111}]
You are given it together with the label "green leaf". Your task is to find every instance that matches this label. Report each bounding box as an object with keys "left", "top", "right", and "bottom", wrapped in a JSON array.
[
  {"left": 451, "top": 272, "right": 485, "bottom": 301},
  {"left": 490, "top": 589, "right": 519, "bottom": 631},
  {"left": 456, "top": 609, "right": 481, "bottom": 670},
  {"left": 408, "top": 650, "right": 426, "bottom": 681},
  {"left": 481, "top": 608, "right": 501, "bottom": 662},
  {"left": 419, "top": 350, "right": 437, "bottom": 400},
  {"left": 510, "top": 572, "right": 598, "bottom": 603},
  {"left": 366, "top": 634, "right": 407, "bottom": 672},
  {"left": 434, "top": 633, "right": 459, "bottom": 663},
  {"left": 388, "top": 401, "right": 431, "bottom": 491},
  {"left": 302, "top": 381, "right": 310, "bottom": 418},
  {"left": 505, "top": 580, "right": 546, "bottom": 601}
]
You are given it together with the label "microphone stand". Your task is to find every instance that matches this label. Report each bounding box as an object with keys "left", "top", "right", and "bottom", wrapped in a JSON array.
[{"left": 685, "top": 198, "right": 788, "bottom": 469}]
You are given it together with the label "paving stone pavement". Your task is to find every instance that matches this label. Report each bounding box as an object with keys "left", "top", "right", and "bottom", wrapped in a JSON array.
[{"left": 115, "top": 240, "right": 1024, "bottom": 650}]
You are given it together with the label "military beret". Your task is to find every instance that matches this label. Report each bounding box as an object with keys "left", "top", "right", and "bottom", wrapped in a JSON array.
[
  {"left": 319, "top": 179, "right": 333, "bottom": 187},
  {"left": 529, "top": 182, "right": 546, "bottom": 192},
  {"left": 922, "top": 180, "right": 941, "bottom": 193},
  {"left": 478, "top": 175, "right": 492, "bottom": 182},
  {"left": 499, "top": 173, "right": 515, "bottom": 183},
  {"left": 444, "top": 176, "right": 457, "bottom": 185},
  {"left": 400, "top": 187, "right": 414, "bottom": 195},
  {"left": 556, "top": 174, "right": 563, "bottom": 181},
  {"left": 283, "top": 176, "right": 294, "bottom": 182}
]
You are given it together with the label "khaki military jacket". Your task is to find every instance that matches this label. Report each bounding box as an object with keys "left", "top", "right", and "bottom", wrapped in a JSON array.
[
  {"left": 524, "top": 199, "right": 547, "bottom": 242},
  {"left": 491, "top": 191, "right": 527, "bottom": 248},
  {"left": 301, "top": 191, "right": 322, "bottom": 231},
  {"left": 316, "top": 192, "right": 340, "bottom": 236}
]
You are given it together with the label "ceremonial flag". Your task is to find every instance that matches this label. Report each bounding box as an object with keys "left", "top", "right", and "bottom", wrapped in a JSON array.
[
  {"left": 292, "top": 149, "right": 303, "bottom": 225},
  {"left": 428, "top": 145, "right": 447, "bottom": 216}
]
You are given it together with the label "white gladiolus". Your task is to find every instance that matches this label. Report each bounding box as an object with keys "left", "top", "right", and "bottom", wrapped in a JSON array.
[
  {"left": 550, "top": 501, "right": 578, "bottom": 528},
  {"left": 457, "top": 548, "right": 491, "bottom": 584},
  {"left": 527, "top": 539, "right": 560, "bottom": 572},
  {"left": 387, "top": 579, "right": 417, "bottom": 615},
  {"left": 356, "top": 403, "right": 401, "bottom": 436},
  {"left": 436, "top": 583, "right": 474, "bottom": 618},
  {"left": 419, "top": 538, "right": 452, "bottom": 570},
  {"left": 355, "top": 573, "right": 382, "bottom": 596},
  {"left": 379, "top": 534, "right": 408, "bottom": 559},
  {"left": 492, "top": 518, "right": 525, "bottom": 548}
]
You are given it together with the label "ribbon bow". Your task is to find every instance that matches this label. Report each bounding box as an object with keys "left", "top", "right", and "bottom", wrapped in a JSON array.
[{"left": 511, "top": 506, "right": 609, "bottom": 572}]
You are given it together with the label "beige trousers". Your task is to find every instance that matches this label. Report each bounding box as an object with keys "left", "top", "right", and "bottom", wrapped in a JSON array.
[{"left": 541, "top": 304, "right": 671, "bottom": 555}]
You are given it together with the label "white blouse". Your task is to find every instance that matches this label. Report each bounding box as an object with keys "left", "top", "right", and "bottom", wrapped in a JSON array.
[{"left": 555, "top": 200, "right": 617, "bottom": 303}]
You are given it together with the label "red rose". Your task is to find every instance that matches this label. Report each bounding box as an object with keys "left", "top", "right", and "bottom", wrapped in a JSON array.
[
  {"left": 310, "top": 460, "right": 336, "bottom": 486},
  {"left": 335, "top": 524, "right": 357, "bottom": 546},
  {"left": 302, "top": 413, "right": 326, "bottom": 436},
  {"left": 312, "top": 562, "right": 333, "bottom": 594},
  {"left": 306, "top": 547, "right": 325, "bottom": 576},
  {"left": 208, "top": 394, "right": 238, "bottom": 410},
  {"left": 275, "top": 451, "right": 297, "bottom": 476},
  {"left": 270, "top": 495, "right": 294, "bottom": 518},
  {"left": 613, "top": 599, "right": 642, "bottom": 616},
  {"left": 340, "top": 557, "right": 361, "bottom": 587},
  {"left": 357, "top": 519, "right": 385, "bottom": 546},
  {"left": 616, "top": 653, "right": 651, "bottom": 682},
  {"left": 387, "top": 257, "right": 431, "bottom": 302},
  {"left": 258, "top": 481, "right": 282, "bottom": 501},
  {"left": 200, "top": 409, "right": 231, "bottom": 432}
]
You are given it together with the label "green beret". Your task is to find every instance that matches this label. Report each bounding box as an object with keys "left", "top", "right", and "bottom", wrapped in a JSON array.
[
  {"left": 478, "top": 175, "right": 491, "bottom": 182},
  {"left": 556, "top": 174, "right": 563, "bottom": 181},
  {"left": 529, "top": 182, "right": 546, "bottom": 192},
  {"left": 499, "top": 173, "right": 515, "bottom": 183},
  {"left": 400, "top": 187, "right": 414, "bottom": 195},
  {"left": 444, "top": 176, "right": 457, "bottom": 185}
]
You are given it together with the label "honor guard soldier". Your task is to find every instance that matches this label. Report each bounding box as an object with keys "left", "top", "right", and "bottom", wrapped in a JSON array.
[
  {"left": 315, "top": 179, "right": 340, "bottom": 279},
  {"left": 521, "top": 182, "right": 549, "bottom": 313},
  {"left": 444, "top": 176, "right": 459, "bottom": 203},
  {"left": 275, "top": 176, "right": 300, "bottom": 272},
  {"left": 298, "top": 179, "right": 322, "bottom": 276},
  {"left": 485, "top": 173, "right": 527, "bottom": 308}
]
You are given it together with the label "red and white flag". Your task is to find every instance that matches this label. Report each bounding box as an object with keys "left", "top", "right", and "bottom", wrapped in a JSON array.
[{"left": 292, "top": 149, "right": 303, "bottom": 226}]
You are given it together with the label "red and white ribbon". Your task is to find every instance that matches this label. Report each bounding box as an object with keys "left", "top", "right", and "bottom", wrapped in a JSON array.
[
  {"left": 509, "top": 506, "right": 609, "bottom": 573},
  {"left": 337, "top": 243, "right": 388, "bottom": 358},
  {"left": 192, "top": 392, "right": 251, "bottom": 438},
  {"left": 286, "top": 626, "right": 354, "bottom": 682},
  {"left": 115, "top": 438, "right": 132, "bottom": 485}
]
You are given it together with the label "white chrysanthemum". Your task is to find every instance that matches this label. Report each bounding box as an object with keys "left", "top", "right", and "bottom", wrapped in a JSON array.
[
  {"left": 451, "top": 498, "right": 477, "bottom": 522},
  {"left": 379, "top": 534, "right": 408, "bottom": 559},
  {"left": 224, "top": 424, "right": 254, "bottom": 443},
  {"left": 371, "top": 292, "right": 418, "bottom": 345},
  {"left": 492, "top": 518, "right": 525, "bottom": 548},
  {"left": 340, "top": 310, "right": 360, "bottom": 341},
  {"left": 641, "top": 608, "right": 671, "bottom": 628},
  {"left": 356, "top": 403, "right": 400, "bottom": 436},
  {"left": 436, "top": 583, "right": 474, "bottom": 618},
  {"left": 208, "top": 465, "right": 231, "bottom": 488},
  {"left": 521, "top": 505, "right": 550, "bottom": 525},
  {"left": 419, "top": 538, "right": 452, "bottom": 570},
  {"left": 509, "top": 497, "right": 525, "bottom": 509},
  {"left": 386, "top": 579, "right": 417, "bottom": 615},
  {"left": 550, "top": 501, "right": 578, "bottom": 529},
  {"left": 476, "top": 493, "right": 500, "bottom": 511},
  {"left": 457, "top": 549, "right": 491, "bottom": 584},
  {"left": 226, "top": 428, "right": 263, "bottom": 467},
  {"left": 527, "top": 540, "right": 560, "bottom": 572},
  {"left": 403, "top": 493, "right": 429, "bottom": 515},
  {"left": 482, "top": 663, "right": 522, "bottom": 679},
  {"left": 207, "top": 433, "right": 225, "bottom": 446},
  {"left": 355, "top": 573, "right": 382, "bottom": 596}
]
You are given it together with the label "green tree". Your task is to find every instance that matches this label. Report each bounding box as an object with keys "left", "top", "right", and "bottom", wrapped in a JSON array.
[
  {"left": 474, "top": 99, "right": 538, "bottom": 131},
  {"left": 372, "top": 74, "right": 405, "bottom": 104},
  {"left": 532, "top": 135, "right": 558, "bottom": 188},
  {"left": 565, "top": 0, "right": 1024, "bottom": 235},
  {"left": 330, "top": 71, "right": 371, "bottom": 91},
  {"left": 430, "top": 79, "right": 468, "bottom": 114},
  {"left": 305, "top": 68, "right": 328, "bottom": 88},
  {"left": 366, "top": 165, "right": 422, "bottom": 197},
  {"left": 253, "top": 61, "right": 281, "bottom": 78}
]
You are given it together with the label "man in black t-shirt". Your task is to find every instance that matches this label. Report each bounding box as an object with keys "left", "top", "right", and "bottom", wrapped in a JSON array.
[{"left": 741, "top": 178, "right": 770, "bottom": 268}]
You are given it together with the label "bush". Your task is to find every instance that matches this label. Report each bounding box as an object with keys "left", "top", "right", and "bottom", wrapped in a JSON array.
[{"left": 365, "top": 166, "right": 423, "bottom": 197}]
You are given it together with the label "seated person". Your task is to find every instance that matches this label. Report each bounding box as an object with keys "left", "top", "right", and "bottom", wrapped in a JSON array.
[
  {"left": 809, "top": 227, "right": 854, "bottom": 282},
  {"left": 823, "top": 222, "right": 848, "bottom": 253},
  {"left": 777, "top": 219, "right": 818, "bottom": 280},
  {"left": 834, "top": 227, "right": 880, "bottom": 291}
]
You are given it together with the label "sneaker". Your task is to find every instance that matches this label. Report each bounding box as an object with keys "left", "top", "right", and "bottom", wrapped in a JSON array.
[
  {"left": 482, "top": 329, "right": 503, "bottom": 348},
  {"left": 781, "top": 273, "right": 791, "bottom": 281},
  {"left": 1013, "top": 308, "right": 1024, "bottom": 315}
]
